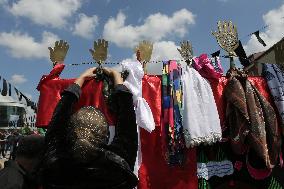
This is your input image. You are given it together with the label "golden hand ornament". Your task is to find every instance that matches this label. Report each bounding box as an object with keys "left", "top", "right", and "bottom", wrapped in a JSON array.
[
  {"left": 48, "top": 40, "right": 69, "bottom": 65},
  {"left": 212, "top": 21, "right": 239, "bottom": 57},
  {"left": 134, "top": 40, "right": 153, "bottom": 63},
  {"left": 177, "top": 40, "right": 193, "bottom": 61},
  {"left": 89, "top": 39, "right": 108, "bottom": 63}
]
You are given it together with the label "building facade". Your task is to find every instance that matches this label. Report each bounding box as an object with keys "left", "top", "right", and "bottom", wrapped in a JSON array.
[{"left": 0, "top": 76, "right": 36, "bottom": 129}]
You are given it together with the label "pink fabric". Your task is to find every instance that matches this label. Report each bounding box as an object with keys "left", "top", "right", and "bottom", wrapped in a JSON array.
[{"left": 193, "top": 54, "right": 223, "bottom": 80}]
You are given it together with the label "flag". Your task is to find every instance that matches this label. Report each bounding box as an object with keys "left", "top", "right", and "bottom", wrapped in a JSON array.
[{"left": 253, "top": 30, "right": 267, "bottom": 47}]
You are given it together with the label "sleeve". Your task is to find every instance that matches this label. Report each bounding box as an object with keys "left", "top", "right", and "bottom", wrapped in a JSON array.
[
  {"left": 44, "top": 83, "right": 81, "bottom": 155},
  {"left": 109, "top": 84, "right": 138, "bottom": 171}
]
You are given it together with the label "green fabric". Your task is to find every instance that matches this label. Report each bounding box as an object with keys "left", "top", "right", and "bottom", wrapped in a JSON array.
[
  {"left": 268, "top": 177, "right": 283, "bottom": 189},
  {"left": 198, "top": 178, "right": 211, "bottom": 189}
]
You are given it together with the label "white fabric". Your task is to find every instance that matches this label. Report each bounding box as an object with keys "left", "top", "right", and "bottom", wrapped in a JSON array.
[
  {"left": 263, "top": 64, "right": 284, "bottom": 126},
  {"left": 122, "top": 61, "right": 155, "bottom": 132},
  {"left": 182, "top": 66, "right": 222, "bottom": 147},
  {"left": 197, "top": 160, "right": 234, "bottom": 180},
  {"left": 121, "top": 60, "right": 155, "bottom": 178}
]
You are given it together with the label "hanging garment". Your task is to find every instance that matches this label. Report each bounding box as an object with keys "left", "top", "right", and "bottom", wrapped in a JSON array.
[
  {"left": 121, "top": 60, "right": 155, "bottom": 176},
  {"left": 162, "top": 60, "right": 186, "bottom": 165},
  {"left": 193, "top": 54, "right": 223, "bottom": 80},
  {"left": 182, "top": 66, "right": 222, "bottom": 147},
  {"left": 36, "top": 64, "right": 116, "bottom": 127},
  {"left": 142, "top": 75, "right": 161, "bottom": 126},
  {"left": 263, "top": 64, "right": 284, "bottom": 133},
  {"left": 138, "top": 124, "right": 197, "bottom": 189},
  {"left": 122, "top": 61, "right": 155, "bottom": 132},
  {"left": 203, "top": 76, "right": 282, "bottom": 187},
  {"left": 209, "top": 76, "right": 276, "bottom": 131},
  {"left": 224, "top": 69, "right": 281, "bottom": 171}
]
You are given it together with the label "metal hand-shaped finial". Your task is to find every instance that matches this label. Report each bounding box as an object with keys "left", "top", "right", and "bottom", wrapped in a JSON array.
[
  {"left": 48, "top": 40, "right": 69, "bottom": 67},
  {"left": 89, "top": 39, "right": 108, "bottom": 64},
  {"left": 274, "top": 40, "right": 284, "bottom": 66},
  {"left": 212, "top": 21, "right": 239, "bottom": 57},
  {"left": 177, "top": 40, "right": 193, "bottom": 61},
  {"left": 134, "top": 40, "right": 153, "bottom": 63}
]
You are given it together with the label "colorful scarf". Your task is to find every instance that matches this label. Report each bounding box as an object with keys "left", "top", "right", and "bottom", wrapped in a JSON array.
[{"left": 162, "top": 60, "right": 185, "bottom": 165}]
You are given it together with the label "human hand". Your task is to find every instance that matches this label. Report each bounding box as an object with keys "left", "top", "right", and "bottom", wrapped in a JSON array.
[
  {"left": 74, "top": 67, "right": 97, "bottom": 87},
  {"left": 79, "top": 67, "right": 97, "bottom": 79},
  {"left": 48, "top": 40, "right": 69, "bottom": 66},
  {"left": 89, "top": 39, "right": 108, "bottom": 63},
  {"left": 103, "top": 67, "right": 123, "bottom": 85}
]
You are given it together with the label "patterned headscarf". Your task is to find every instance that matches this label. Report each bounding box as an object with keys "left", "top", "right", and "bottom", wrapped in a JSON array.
[
  {"left": 67, "top": 106, "right": 108, "bottom": 162},
  {"left": 225, "top": 68, "right": 281, "bottom": 169}
]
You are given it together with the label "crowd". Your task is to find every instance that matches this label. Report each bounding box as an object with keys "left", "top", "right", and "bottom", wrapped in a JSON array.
[{"left": 0, "top": 131, "right": 22, "bottom": 161}]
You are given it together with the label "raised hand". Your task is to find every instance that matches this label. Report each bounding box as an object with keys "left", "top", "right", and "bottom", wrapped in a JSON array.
[
  {"left": 212, "top": 21, "right": 239, "bottom": 56},
  {"left": 89, "top": 39, "right": 108, "bottom": 63},
  {"left": 74, "top": 67, "right": 97, "bottom": 87},
  {"left": 48, "top": 40, "right": 69, "bottom": 65},
  {"left": 177, "top": 40, "right": 193, "bottom": 61},
  {"left": 134, "top": 40, "right": 153, "bottom": 62}
]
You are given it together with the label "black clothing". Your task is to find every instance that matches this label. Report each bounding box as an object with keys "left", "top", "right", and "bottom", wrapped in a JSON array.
[
  {"left": 41, "top": 83, "right": 138, "bottom": 189},
  {"left": 0, "top": 160, "right": 38, "bottom": 189}
]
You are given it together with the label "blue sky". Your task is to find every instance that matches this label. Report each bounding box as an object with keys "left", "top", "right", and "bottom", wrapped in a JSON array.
[{"left": 1, "top": 0, "right": 284, "bottom": 102}]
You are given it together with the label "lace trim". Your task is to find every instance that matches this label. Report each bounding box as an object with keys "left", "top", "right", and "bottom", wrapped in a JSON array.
[
  {"left": 197, "top": 160, "right": 234, "bottom": 180},
  {"left": 184, "top": 130, "right": 222, "bottom": 147}
]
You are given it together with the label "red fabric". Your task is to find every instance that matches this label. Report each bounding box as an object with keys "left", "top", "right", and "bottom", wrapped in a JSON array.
[
  {"left": 138, "top": 125, "right": 197, "bottom": 189},
  {"left": 36, "top": 64, "right": 116, "bottom": 126},
  {"left": 139, "top": 75, "right": 198, "bottom": 189},
  {"left": 142, "top": 75, "right": 162, "bottom": 126},
  {"left": 36, "top": 68, "right": 162, "bottom": 128}
]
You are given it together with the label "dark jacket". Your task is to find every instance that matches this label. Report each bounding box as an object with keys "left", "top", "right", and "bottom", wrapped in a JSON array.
[
  {"left": 0, "top": 160, "right": 39, "bottom": 189},
  {"left": 41, "top": 83, "right": 138, "bottom": 189}
]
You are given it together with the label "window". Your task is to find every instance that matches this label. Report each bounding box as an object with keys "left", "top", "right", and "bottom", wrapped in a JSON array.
[{"left": 0, "top": 106, "right": 26, "bottom": 127}]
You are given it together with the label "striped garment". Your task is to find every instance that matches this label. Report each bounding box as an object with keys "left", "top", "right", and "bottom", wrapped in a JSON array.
[{"left": 162, "top": 60, "right": 185, "bottom": 165}]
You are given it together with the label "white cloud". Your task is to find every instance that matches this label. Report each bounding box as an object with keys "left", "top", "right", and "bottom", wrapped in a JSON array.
[
  {"left": 244, "top": 4, "right": 284, "bottom": 55},
  {"left": 72, "top": 13, "right": 99, "bottom": 39},
  {"left": 7, "top": 0, "right": 82, "bottom": 28},
  {"left": 151, "top": 41, "right": 182, "bottom": 61},
  {"left": 119, "top": 41, "right": 182, "bottom": 75},
  {"left": 0, "top": 31, "right": 59, "bottom": 59},
  {"left": 103, "top": 9, "right": 195, "bottom": 48},
  {"left": 10, "top": 74, "right": 27, "bottom": 85}
]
